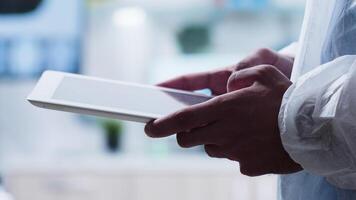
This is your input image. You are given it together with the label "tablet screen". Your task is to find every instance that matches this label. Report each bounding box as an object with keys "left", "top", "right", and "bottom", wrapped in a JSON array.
[{"left": 51, "top": 76, "right": 211, "bottom": 117}]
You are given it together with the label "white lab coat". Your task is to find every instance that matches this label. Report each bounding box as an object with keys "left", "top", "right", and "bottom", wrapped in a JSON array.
[{"left": 278, "top": 0, "right": 356, "bottom": 199}]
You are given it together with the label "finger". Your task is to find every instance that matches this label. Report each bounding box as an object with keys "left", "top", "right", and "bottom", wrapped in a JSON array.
[
  {"left": 145, "top": 99, "right": 221, "bottom": 138},
  {"left": 176, "top": 122, "right": 227, "bottom": 148},
  {"left": 157, "top": 69, "right": 232, "bottom": 95},
  {"left": 157, "top": 72, "right": 209, "bottom": 90},
  {"left": 227, "top": 68, "right": 260, "bottom": 92},
  {"left": 239, "top": 162, "right": 269, "bottom": 177},
  {"left": 233, "top": 48, "right": 278, "bottom": 71},
  {"left": 234, "top": 48, "right": 293, "bottom": 78},
  {"left": 204, "top": 145, "right": 226, "bottom": 158},
  {"left": 227, "top": 65, "right": 290, "bottom": 92},
  {"left": 239, "top": 157, "right": 274, "bottom": 177},
  {"left": 223, "top": 141, "right": 255, "bottom": 162}
]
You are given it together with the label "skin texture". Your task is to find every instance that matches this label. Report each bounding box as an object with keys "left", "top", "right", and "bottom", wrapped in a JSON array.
[
  {"left": 157, "top": 48, "right": 294, "bottom": 96},
  {"left": 145, "top": 48, "right": 302, "bottom": 176}
]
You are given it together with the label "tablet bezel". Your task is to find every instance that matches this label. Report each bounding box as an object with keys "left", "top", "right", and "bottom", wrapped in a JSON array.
[{"left": 27, "top": 71, "right": 212, "bottom": 123}]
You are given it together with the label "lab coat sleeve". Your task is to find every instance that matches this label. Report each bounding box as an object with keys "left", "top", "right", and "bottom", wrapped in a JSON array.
[
  {"left": 279, "top": 42, "right": 299, "bottom": 58},
  {"left": 279, "top": 55, "right": 356, "bottom": 190}
]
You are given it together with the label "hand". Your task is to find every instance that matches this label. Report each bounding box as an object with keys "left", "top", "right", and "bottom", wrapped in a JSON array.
[
  {"left": 232, "top": 48, "right": 294, "bottom": 79},
  {"left": 145, "top": 65, "right": 302, "bottom": 176},
  {"left": 157, "top": 48, "right": 294, "bottom": 95}
]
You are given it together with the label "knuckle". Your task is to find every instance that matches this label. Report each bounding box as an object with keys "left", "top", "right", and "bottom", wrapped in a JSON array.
[
  {"left": 234, "top": 48, "right": 276, "bottom": 72},
  {"left": 257, "top": 65, "right": 278, "bottom": 77},
  {"left": 204, "top": 145, "right": 219, "bottom": 158},
  {"left": 239, "top": 164, "right": 248, "bottom": 175},
  {"left": 219, "top": 69, "right": 234, "bottom": 79},
  {"left": 173, "top": 110, "right": 190, "bottom": 127},
  {"left": 240, "top": 166, "right": 255, "bottom": 177},
  {"left": 255, "top": 48, "right": 274, "bottom": 58},
  {"left": 240, "top": 163, "right": 262, "bottom": 177},
  {"left": 234, "top": 62, "right": 250, "bottom": 71},
  {"left": 227, "top": 72, "right": 238, "bottom": 85},
  {"left": 176, "top": 133, "right": 190, "bottom": 148},
  {"left": 211, "top": 96, "right": 229, "bottom": 108},
  {"left": 204, "top": 145, "right": 214, "bottom": 157}
]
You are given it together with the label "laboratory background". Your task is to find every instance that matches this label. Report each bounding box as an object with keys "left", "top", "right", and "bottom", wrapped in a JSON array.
[{"left": 0, "top": 0, "right": 305, "bottom": 199}]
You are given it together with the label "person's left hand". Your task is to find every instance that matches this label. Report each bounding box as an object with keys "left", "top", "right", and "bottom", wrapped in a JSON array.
[{"left": 145, "top": 65, "right": 302, "bottom": 176}]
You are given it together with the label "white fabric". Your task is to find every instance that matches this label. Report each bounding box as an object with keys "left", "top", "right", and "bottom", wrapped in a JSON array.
[
  {"left": 279, "top": 0, "right": 356, "bottom": 193},
  {"left": 291, "top": 0, "right": 336, "bottom": 80},
  {"left": 280, "top": 56, "right": 356, "bottom": 189}
]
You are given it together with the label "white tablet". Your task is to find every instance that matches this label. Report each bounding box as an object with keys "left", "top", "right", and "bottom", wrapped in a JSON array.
[{"left": 27, "top": 71, "right": 213, "bottom": 123}]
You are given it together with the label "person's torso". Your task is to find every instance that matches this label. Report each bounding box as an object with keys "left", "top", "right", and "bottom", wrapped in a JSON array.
[{"left": 279, "top": 0, "right": 356, "bottom": 199}]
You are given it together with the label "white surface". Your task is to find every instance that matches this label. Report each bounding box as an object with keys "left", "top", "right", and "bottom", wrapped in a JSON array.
[
  {"left": 28, "top": 71, "right": 211, "bottom": 123},
  {"left": 0, "top": 188, "right": 13, "bottom": 200},
  {"left": 3, "top": 155, "right": 277, "bottom": 200},
  {"left": 2, "top": 155, "right": 237, "bottom": 172},
  {"left": 0, "top": 81, "right": 103, "bottom": 169}
]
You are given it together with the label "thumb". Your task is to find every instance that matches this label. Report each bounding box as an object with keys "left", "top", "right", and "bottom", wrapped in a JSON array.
[
  {"left": 227, "top": 65, "right": 291, "bottom": 92},
  {"left": 227, "top": 70, "right": 257, "bottom": 92}
]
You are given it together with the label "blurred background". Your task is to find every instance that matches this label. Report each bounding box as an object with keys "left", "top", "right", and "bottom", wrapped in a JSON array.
[{"left": 0, "top": 0, "right": 306, "bottom": 199}]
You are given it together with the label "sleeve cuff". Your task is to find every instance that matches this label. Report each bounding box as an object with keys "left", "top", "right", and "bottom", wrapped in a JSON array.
[{"left": 278, "top": 55, "right": 356, "bottom": 190}]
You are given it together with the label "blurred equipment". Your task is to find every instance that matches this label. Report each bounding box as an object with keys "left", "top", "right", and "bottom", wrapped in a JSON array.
[
  {"left": 0, "top": 0, "right": 42, "bottom": 14},
  {"left": 225, "top": 0, "right": 268, "bottom": 10},
  {"left": 177, "top": 24, "right": 211, "bottom": 54},
  {"left": 100, "top": 119, "right": 124, "bottom": 153},
  {"left": 0, "top": 0, "right": 83, "bottom": 78}
]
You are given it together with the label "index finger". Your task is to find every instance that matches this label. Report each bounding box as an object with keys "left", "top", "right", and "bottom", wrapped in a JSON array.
[
  {"left": 145, "top": 99, "right": 221, "bottom": 138},
  {"left": 157, "top": 69, "right": 232, "bottom": 95},
  {"left": 157, "top": 72, "right": 211, "bottom": 91}
]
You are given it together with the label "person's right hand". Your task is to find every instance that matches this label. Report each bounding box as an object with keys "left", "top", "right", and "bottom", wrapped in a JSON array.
[{"left": 158, "top": 48, "right": 294, "bottom": 94}]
